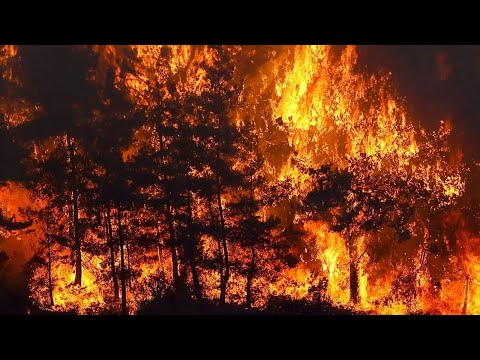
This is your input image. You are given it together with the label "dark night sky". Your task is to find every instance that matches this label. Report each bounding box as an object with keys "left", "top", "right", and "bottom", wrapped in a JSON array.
[{"left": 358, "top": 45, "right": 480, "bottom": 158}]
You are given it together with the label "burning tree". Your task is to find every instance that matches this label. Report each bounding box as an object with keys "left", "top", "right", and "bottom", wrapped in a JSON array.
[
  {"left": 0, "top": 45, "right": 474, "bottom": 315},
  {"left": 14, "top": 45, "right": 103, "bottom": 287}
]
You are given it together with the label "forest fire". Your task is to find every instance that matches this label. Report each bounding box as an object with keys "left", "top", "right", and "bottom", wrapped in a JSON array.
[{"left": 0, "top": 45, "right": 476, "bottom": 315}]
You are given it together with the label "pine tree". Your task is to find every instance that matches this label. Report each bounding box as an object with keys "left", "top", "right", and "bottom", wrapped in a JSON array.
[
  {"left": 83, "top": 62, "right": 139, "bottom": 314},
  {"left": 14, "top": 46, "right": 102, "bottom": 286},
  {"left": 228, "top": 117, "right": 280, "bottom": 307},
  {"left": 190, "top": 46, "right": 243, "bottom": 305}
]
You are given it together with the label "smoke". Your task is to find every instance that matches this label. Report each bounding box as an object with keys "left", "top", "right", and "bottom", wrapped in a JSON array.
[{"left": 436, "top": 51, "right": 453, "bottom": 81}]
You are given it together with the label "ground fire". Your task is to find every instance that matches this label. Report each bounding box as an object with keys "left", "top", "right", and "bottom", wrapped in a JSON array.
[{"left": 0, "top": 45, "right": 476, "bottom": 314}]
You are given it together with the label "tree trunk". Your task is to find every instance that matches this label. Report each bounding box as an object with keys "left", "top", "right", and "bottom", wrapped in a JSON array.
[
  {"left": 246, "top": 243, "right": 256, "bottom": 308},
  {"left": 165, "top": 205, "right": 180, "bottom": 292},
  {"left": 66, "top": 131, "right": 82, "bottom": 286},
  {"left": 185, "top": 186, "right": 203, "bottom": 301},
  {"left": 216, "top": 176, "right": 229, "bottom": 305},
  {"left": 157, "top": 242, "right": 165, "bottom": 286},
  {"left": 125, "top": 219, "right": 132, "bottom": 289},
  {"left": 185, "top": 241, "right": 202, "bottom": 299},
  {"left": 245, "top": 174, "right": 256, "bottom": 308},
  {"left": 208, "top": 197, "right": 224, "bottom": 295},
  {"left": 179, "top": 255, "right": 188, "bottom": 288},
  {"left": 348, "top": 237, "right": 359, "bottom": 304},
  {"left": 215, "top": 141, "right": 230, "bottom": 305},
  {"left": 46, "top": 217, "right": 54, "bottom": 307},
  {"left": 117, "top": 207, "right": 128, "bottom": 315},
  {"left": 189, "top": 259, "right": 202, "bottom": 301},
  {"left": 462, "top": 275, "right": 470, "bottom": 315},
  {"left": 158, "top": 131, "right": 180, "bottom": 291},
  {"left": 172, "top": 202, "right": 189, "bottom": 293},
  {"left": 106, "top": 208, "right": 119, "bottom": 301}
]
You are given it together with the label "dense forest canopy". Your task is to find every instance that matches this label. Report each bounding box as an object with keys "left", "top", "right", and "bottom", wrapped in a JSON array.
[{"left": 0, "top": 45, "right": 477, "bottom": 315}]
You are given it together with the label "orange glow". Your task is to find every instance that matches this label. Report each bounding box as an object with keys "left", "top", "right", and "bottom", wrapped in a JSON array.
[{"left": 1, "top": 45, "right": 475, "bottom": 314}]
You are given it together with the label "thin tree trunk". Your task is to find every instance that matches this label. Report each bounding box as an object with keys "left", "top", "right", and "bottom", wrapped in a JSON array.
[
  {"left": 348, "top": 236, "right": 359, "bottom": 304},
  {"left": 217, "top": 175, "right": 229, "bottom": 305},
  {"left": 125, "top": 217, "right": 132, "bottom": 289},
  {"left": 106, "top": 207, "right": 119, "bottom": 301},
  {"left": 215, "top": 140, "right": 230, "bottom": 305},
  {"left": 186, "top": 185, "right": 203, "bottom": 301},
  {"left": 189, "top": 259, "right": 202, "bottom": 300},
  {"left": 117, "top": 207, "right": 128, "bottom": 315},
  {"left": 156, "top": 223, "right": 166, "bottom": 289},
  {"left": 157, "top": 245, "right": 162, "bottom": 268},
  {"left": 246, "top": 243, "right": 256, "bottom": 308},
  {"left": 158, "top": 130, "right": 180, "bottom": 290},
  {"left": 66, "top": 131, "right": 82, "bottom": 286},
  {"left": 172, "top": 205, "right": 188, "bottom": 294},
  {"left": 179, "top": 256, "right": 188, "bottom": 288},
  {"left": 185, "top": 241, "right": 202, "bottom": 300},
  {"left": 46, "top": 216, "right": 54, "bottom": 307},
  {"left": 246, "top": 174, "right": 256, "bottom": 308},
  {"left": 165, "top": 205, "right": 180, "bottom": 290},
  {"left": 463, "top": 275, "right": 470, "bottom": 315},
  {"left": 208, "top": 196, "right": 224, "bottom": 294},
  {"left": 157, "top": 243, "right": 165, "bottom": 287}
]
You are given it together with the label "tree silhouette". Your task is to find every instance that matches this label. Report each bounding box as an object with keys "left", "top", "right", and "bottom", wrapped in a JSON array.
[
  {"left": 304, "top": 156, "right": 415, "bottom": 304},
  {"left": 228, "top": 117, "right": 281, "bottom": 307},
  {"left": 14, "top": 46, "right": 102, "bottom": 286},
  {"left": 190, "top": 46, "right": 243, "bottom": 304}
]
